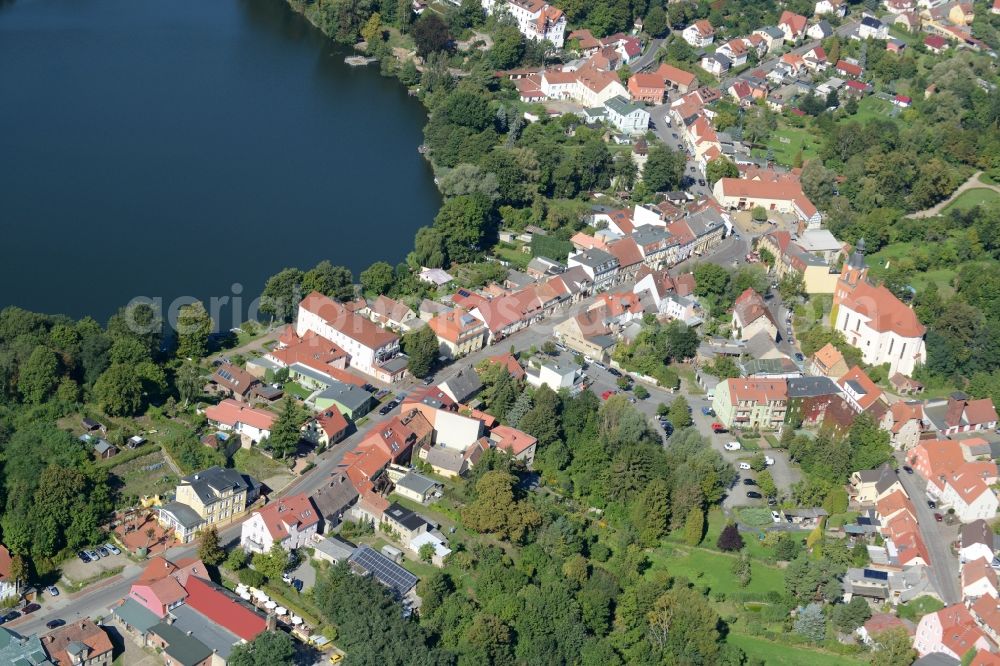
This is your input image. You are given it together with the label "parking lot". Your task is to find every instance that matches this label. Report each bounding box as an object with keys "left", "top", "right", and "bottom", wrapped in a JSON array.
[{"left": 60, "top": 546, "right": 129, "bottom": 585}]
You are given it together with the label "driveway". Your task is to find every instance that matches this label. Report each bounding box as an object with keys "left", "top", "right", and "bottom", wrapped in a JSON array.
[{"left": 895, "top": 458, "right": 961, "bottom": 604}]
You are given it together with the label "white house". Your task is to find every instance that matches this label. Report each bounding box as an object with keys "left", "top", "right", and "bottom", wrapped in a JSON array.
[
  {"left": 856, "top": 15, "right": 889, "bottom": 39},
  {"left": 681, "top": 20, "right": 715, "bottom": 47},
  {"left": 0, "top": 546, "right": 19, "bottom": 601},
  {"left": 240, "top": 494, "right": 321, "bottom": 553},
  {"left": 914, "top": 604, "right": 992, "bottom": 658},
  {"left": 603, "top": 95, "right": 650, "bottom": 134},
  {"left": 296, "top": 291, "right": 403, "bottom": 381},
  {"left": 526, "top": 357, "right": 584, "bottom": 392},
  {"left": 778, "top": 11, "right": 808, "bottom": 42},
  {"left": 960, "top": 520, "right": 996, "bottom": 564},
  {"left": 934, "top": 473, "right": 999, "bottom": 523},
  {"left": 541, "top": 65, "right": 629, "bottom": 107},
  {"left": 482, "top": 0, "right": 566, "bottom": 47},
  {"left": 833, "top": 242, "right": 926, "bottom": 377},
  {"left": 963, "top": 559, "right": 1000, "bottom": 599},
  {"left": 815, "top": 0, "right": 847, "bottom": 16},
  {"left": 700, "top": 53, "right": 731, "bottom": 77},
  {"left": 567, "top": 248, "right": 620, "bottom": 291},
  {"left": 203, "top": 399, "right": 276, "bottom": 444}
]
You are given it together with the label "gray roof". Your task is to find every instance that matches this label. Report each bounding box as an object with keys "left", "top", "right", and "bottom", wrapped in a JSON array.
[
  {"left": 349, "top": 545, "right": 418, "bottom": 596},
  {"left": 438, "top": 368, "right": 483, "bottom": 403},
  {"left": 316, "top": 382, "right": 374, "bottom": 412},
  {"left": 604, "top": 95, "right": 644, "bottom": 116},
  {"left": 113, "top": 598, "right": 160, "bottom": 633},
  {"left": 740, "top": 357, "right": 801, "bottom": 377},
  {"left": 425, "top": 446, "right": 466, "bottom": 474},
  {"left": 396, "top": 471, "right": 439, "bottom": 497},
  {"left": 247, "top": 355, "right": 281, "bottom": 372},
  {"left": 631, "top": 225, "right": 672, "bottom": 246},
  {"left": 159, "top": 502, "right": 206, "bottom": 530},
  {"left": 760, "top": 26, "right": 784, "bottom": 38},
  {"left": 570, "top": 249, "right": 617, "bottom": 269},
  {"left": 93, "top": 439, "right": 116, "bottom": 455},
  {"left": 179, "top": 466, "right": 252, "bottom": 506},
  {"left": 379, "top": 356, "right": 410, "bottom": 373},
  {"left": 151, "top": 623, "right": 213, "bottom": 666},
  {"left": 385, "top": 503, "right": 432, "bottom": 532},
  {"left": 813, "top": 19, "right": 833, "bottom": 35},
  {"left": 913, "top": 655, "right": 960, "bottom": 666},
  {"left": 685, "top": 208, "right": 726, "bottom": 237},
  {"left": 506, "top": 270, "right": 535, "bottom": 289},
  {"left": 860, "top": 15, "right": 882, "bottom": 28},
  {"left": 743, "top": 330, "right": 783, "bottom": 359},
  {"left": 290, "top": 362, "right": 337, "bottom": 387},
  {"left": 169, "top": 604, "right": 242, "bottom": 659},
  {"left": 314, "top": 536, "right": 357, "bottom": 563},
  {"left": 787, "top": 376, "right": 840, "bottom": 398},
  {"left": 709, "top": 53, "right": 731, "bottom": 67},
  {"left": 0, "top": 628, "right": 51, "bottom": 665},
  {"left": 310, "top": 472, "right": 360, "bottom": 522}
]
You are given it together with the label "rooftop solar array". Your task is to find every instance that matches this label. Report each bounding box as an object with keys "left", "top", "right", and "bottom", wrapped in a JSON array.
[
  {"left": 349, "top": 545, "right": 417, "bottom": 596},
  {"left": 863, "top": 568, "right": 889, "bottom": 581}
]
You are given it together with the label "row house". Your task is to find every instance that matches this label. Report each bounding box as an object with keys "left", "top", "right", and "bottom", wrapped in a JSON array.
[
  {"left": 240, "top": 493, "right": 320, "bottom": 553},
  {"left": 837, "top": 366, "right": 886, "bottom": 414},
  {"left": 924, "top": 392, "right": 999, "bottom": 436},
  {"left": 908, "top": 438, "right": 999, "bottom": 522},
  {"left": 914, "top": 604, "right": 993, "bottom": 658},
  {"left": 427, "top": 308, "right": 488, "bottom": 359},
  {"left": 833, "top": 241, "right": 926, "bottom": 377},
  {"left": 627, "top": 63, "right": 697, "bottom": 104},
  {"left": 711, "top": 378, "right": 788, "bottom": 431}
]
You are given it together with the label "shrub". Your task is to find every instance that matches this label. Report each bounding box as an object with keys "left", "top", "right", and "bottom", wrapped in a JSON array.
[
  {"left": 238, "top": 568, "right": 265, "bottom": 588},
  {"left": 717, "top": 523, "right": 745, "bottom": 552}
]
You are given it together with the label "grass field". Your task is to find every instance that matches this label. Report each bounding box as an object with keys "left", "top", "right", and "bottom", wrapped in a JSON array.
[
  {"left": 111, "top": 450, "right": 178, "bottom": 499},
  {"left": 232, "top": 448, "right": 290, "bottom": 483},
  {"left": 282, "top": 382, "right": 312, "bottom": 400},
  {"left": 866, "top": 241, "right": 958, "bottom": 294},
  {"left": 942, "top": 187, "right": 1000, "bottom": 213},
  {"left": 494, "top": 245, "right": 531, "bottom": 269},
  {"left": 728, "top": 633, "right": 867, "bottom": 665},
  {"left": 756, "top": 126, "right": 821, "bottom": 166},
  {"left": 842, "top": 95, "right": 899, "bottom": 124},
  {"left": 898, "top": 595, "right": 945, "bottom": 621}
]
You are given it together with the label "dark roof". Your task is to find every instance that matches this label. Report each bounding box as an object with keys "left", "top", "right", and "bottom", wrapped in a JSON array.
[
  {"left": 310, "top": 472, "right": 360, "bottom": 521},
  {"left": 150, "top": 623, "right": 213, "bottom": 666},
  {"left": 349, "top": 545, "right": 418, "bottom": 596},
  {"left": 384, "top": 503, "right": 431, "bottom": 532},
  {"left": 159, "top": 502, "right": 206, "bottom": 530},
  {"left": 787, "top": 376, "right": 840, "bottom": 398},
  {"left": 439, "top": 368, "right": 484, "bottom": 403},
  {"left": 316, "top": 382, "right": 374, "bottom": 412},
  {"left": 180, "top": 466, "right": 253, "bottom": 505},
  {"left": 860, "top": 16, "right": 882, "bottom": 28},
  {"left": 962, "top": 519, "right": 993, "bottom": 549}
]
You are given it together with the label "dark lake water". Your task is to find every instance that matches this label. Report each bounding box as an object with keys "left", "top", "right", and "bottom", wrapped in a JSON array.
[{"left": 0, "top": 0, "right": 439, "bottom": 326}]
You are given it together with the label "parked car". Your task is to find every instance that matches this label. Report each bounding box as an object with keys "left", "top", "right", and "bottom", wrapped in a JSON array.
[
  {"left": 934, "top": 513, "right": 944, "bottom": 522},
  {"left": 771, "top": 511, "right": 782, "bottom": 523},
  {"left": 4, "top": 611, "right": 20, "bottom": 622},
  {"left": 422, "top": 376, "right": 435, "bottom": 386},
  {"left": 77, "top": 551, "right": 91, "bottom": 564},
  {"left": 47, "top": 586, "right": 59, "bottom": 597},
  {"left": 105, "top": 543, "right": 121, "bottom": 555},
  {"left": 724, "top": 441, "right": 741, "bottom": 451},
  {"left": 85, "top": 549, "right": 100, "bottom": 561},
  {"left": 96, "top": 546, "right": 110, "bottom": 558},
  {"left": 794, "top": 352, "right": 804, "bottom": 362},
  {"left": 281, "top": 572, "right": 293, "bottom": 584},
  {"left": 378, "top": 401, "right": 397, "bottom": 415},
  {"left": 739, "top": 462, "right": 752, "bottom": 470},
  {"left": 698, "top": 179, "right": 706, "bottom": 187},
  {"left": 22, "top": 603, "right": 40, "bottom": 614},
  {"left": 601, "top": 390, "right": 616, "bottom": 400},
  {"left": 746, "top": 491, "right": 763, "bottom": 499},
  {"left": 46, "top": 619, "right": 65, "bottom": 630},
  {"left": 608, "top": 368, "right": 622, "bottom": 378},
  {"left": 764, "top": 456, "right": 775, "bottom": 466},
  {"left": 742, "top": 478, "right": 757, "bottom": 486},
  {"left": 701, "top": 407, "right": 715, "bottom": 416},
  {"left": 292, "top": 579, "right": 304, "bottom": 592},
  {"left": 903, "top": 465, "right": 914, "bottom": 474},
  {"left": 927, "top": 500, "right": 937, "bottom": 509},
  {"left": 767, "top": 497, "right": 778, "bottom": 506},
  {"left": 711, "top": 422, "right": 727, "bottom": 433}
]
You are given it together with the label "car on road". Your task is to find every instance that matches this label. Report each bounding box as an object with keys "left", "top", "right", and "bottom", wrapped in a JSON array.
[
  {"left": 903, "top": 465, "right": 914, "bottom": 474},
  {"left": 22, "top": 603, "right": 40, "bottom": 614},
  {"left": 3, "top": 611, "right": 20, "bottom": 622},
  {"left": 927, "top": 500, "right": 937, "bottom": 509},
  {"left": 423, "top": 376, "right": 435, "bottom": 386},
  {"left": 794, "top": 353, "right": 804, "bottom": 362},
  {"left": 698, "top": 179, "right": 706, "bottom": 187},
  {"left": 934, "top": 513, "right": 944, "bottom": 522},
  {"left": 671, "top": 133, "right": 678, "bottom": 139},
  {"left": 46, "top": 619, "right": 65, "bottom": 630},
  {"left": 767, "top": 497, "right": 778, "bottom": 506},
  {"left": 608, "top": 368, "right": 622, "bottom": 377},
  {"left": 700, "top": 407, "right": 715, "bottom": 416},
  {"left": 77, "top": 551, "right": 91, "bottom": 563},
  {"left": 711, "top": 422, "right": 727, "bottom": 433},
  {"left": 378, "top": 401, "right": 398, "bottom": 415},
  {"left": 105, "top": 543, "right": 121, "bottom": 555},
  {"left": 47, "top": 586, "right": 59, "bottom": 597},
  {"left": 742, "top": 478, "right": 757, "bottom": 486},
  {"left": 739, "top": 462, "right": 752, "bottom": 470},
  {"left": 584, "top": 355, "right": 594, "bottom": 364},
  {"left": 746, "top": 491, "right": 763, "bottom": 499},
  {"left": 601, "top": 390, "right": 616, "bottom": 400},
  {"left": 771, "top": 510, "right": 782, "bottom": 523},
  {"left": 724, "top": 441, "right": 741, "bottom": 451}
]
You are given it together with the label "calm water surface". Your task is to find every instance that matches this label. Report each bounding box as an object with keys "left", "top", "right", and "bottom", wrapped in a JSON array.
[{"left": 0, "top": 0, "right": 438, "bottom": 324}]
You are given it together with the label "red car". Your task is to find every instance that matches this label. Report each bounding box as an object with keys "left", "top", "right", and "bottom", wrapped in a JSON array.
[
  {"left": 934, "top": 513, "right": 944, "bottom": 522},
  {"left": 601, "top": 390, "right": 616, "bottom": 400},
  {"left": 711, "top": 422, "right": 727, "bottom": 433}
]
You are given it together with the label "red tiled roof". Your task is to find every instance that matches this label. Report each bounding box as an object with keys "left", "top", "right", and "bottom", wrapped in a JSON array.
[
  {"left": 934, "top": 604, "right": 989, "bottom": 658},
  {"left": 837, "top": 278, "right": 925, "bottom": 337},
  {"left": 204, "top": 399, "right": 276, "bottom": 432},
  {"left": 490, "top": 425, "right": 537, "bottom": 456},
  {"left": 837, "top": 366, "right": 883, "bottom": 411},
  {"left": 252, "top": 494, "right": 320, "bottom": 542},
  {"left": 487, "top": 353, "right": 526, "bottom": 380},
  {"left": 41, "top": 619, "right": 114, "bottom": 666},
  {"left": 428, "top": 308, "right": 485, "bottom": 344},
  {"left": 607, "top": 237, "right": 644, "bottom": 268},
  {"left": 924, "top": 35, "right": 947, "bottom": 49},
  {"left": 300, "top": 291, "right": 399, "bottom": 350},
  {"left": 836, "top": 60, "right": 863, "bottom": 77},
  {"left": 311, "top": 408, "right": 349, "bottom": 439},
  {"left": 779, "top": 11, "right": 807, "bottom": 34},
  {"left": 183, "top": 575, "right": 267, "bottom": 642},
  {"left": 725, "top": 378, "right": 787, "bottom": 405}
]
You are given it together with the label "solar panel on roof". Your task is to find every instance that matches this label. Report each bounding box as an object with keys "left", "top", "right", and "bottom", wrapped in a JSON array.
[
  {"left": 863, "top": 568, "right": 889, "bottom": 581},
  {"left": 349, "top": 546, "right": 417, "bottom": 596},
  {"left": 218, "top": 369, "right": 234, "bottom": 381},
  {"left": 458, "top": 289, "right": 471, "bottom": 297},
  {"left": 857, "top": 517, "right": 872, "bottom": 526}
]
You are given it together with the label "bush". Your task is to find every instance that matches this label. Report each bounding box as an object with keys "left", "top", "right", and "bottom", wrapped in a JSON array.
[
  {"left": 752, "top": 206, "right": 768, "bottom": 222},
  {"left": 238, "top": 568, "right": 266, "bottom": 588},
  {"left": 717, "top": 523, "right": 745, "bottom": 552}
]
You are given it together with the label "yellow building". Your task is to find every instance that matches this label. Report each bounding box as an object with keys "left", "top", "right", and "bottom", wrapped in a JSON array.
[{"left": 158, "top": 466, "right": 261, "bottom": 542}]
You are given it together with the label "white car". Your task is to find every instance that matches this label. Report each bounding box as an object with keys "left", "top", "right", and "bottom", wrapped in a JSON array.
[
  {"left": 771, "top": 511, "right": 782, "bottom": 523},
  {"left": 105, "top": 543, "right": 121, "bottom": 556},
  {"left": 738, "top": 462, "right": 752, "bottom": 470},
  {"left": 724, "top": 441, "right": 741, "bottom": 451},
  {"left": 764, "top": 456, "right": 775, "bottom": 466}
]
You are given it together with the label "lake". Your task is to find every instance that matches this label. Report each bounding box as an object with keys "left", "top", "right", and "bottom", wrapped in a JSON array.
[{"left": 0, "top": 0, "right": 439, "bottom": 326}]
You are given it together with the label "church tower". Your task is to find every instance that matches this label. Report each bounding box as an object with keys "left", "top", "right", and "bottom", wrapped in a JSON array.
[{"left": 835, "top": 238, "right": 868, "bottom": 306}]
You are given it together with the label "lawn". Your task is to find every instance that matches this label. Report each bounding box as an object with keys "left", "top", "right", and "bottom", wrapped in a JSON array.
[
  {"left": 282, "top": 382, "right": 313, "bottom": 400},
  {"left": 757, "top": 126, "right": 821, "bottom": 167},
  {"left": 232, "top": 448, "right": 291, "bottom": 482},
  {"left": 841, "top": 95, "right": 899, "bottom": 124},
  {"left": 727, "top": 633, "right": 868, "bottom": 665},
  {"left": 111, "top": 450, "right": 178, "bottom": 500},
  {"left": 494, "top": 246, "right": 531, "bottom": 270},
  {"left": 942, "top": 187, "right": 1000, "bottom": 213},
  {"left": 866, "top": 241, "right": 958, "bottom": 294},
  {"left": 898, "top": 595, "right": 945, "bottom": 621}
]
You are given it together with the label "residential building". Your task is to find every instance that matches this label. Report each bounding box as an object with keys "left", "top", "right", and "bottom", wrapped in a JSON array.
[
  {"left": 366, "top": 295, "right": 419, "bottom": 332},
  {"left": 778, "top": 11, "right": 809, "bottom": 42},
  {"left": 240, "top": 493, "right": 320, "bottom": 553},
  {"left": 541, "top": 64, "right": 628, "bottom": 107},
  {"left": 482, "top": 0, "right": 566, "bottom": 47},
  {"left": 924, "top": 393, "right": 999, "bottom": 435},
  {"left": 203, "top": 399, "right": 275, "bottom": 445},
  {"left": 880, "top": 401, "right": 927, "bottom": 450},
  {"left": 963, "top": 559, "right": 1000, "bottom": 599},
  {"left": 0, "top": 627, "right": 52, "bottom": 666},
  {"left": 296, "top": 291, "right": 404, "bottom": 382},
  {"left": 627, "top": 63, "right": 696, "bottom": 103},
  {"left": 428, "top": 308, "right": 487, "bottom": 359},
  {"left": 837, "top": 366, "right": 885, "bottom": 414},
  {"left": 525, "top": 356, "right": 585, "bottom": 393},
  {"left": 809, "top": 342, "right": 849, "bottom": 378},
  {"left": 437, "top": 368, "right": 484, "bottom": 404},
  {"left": 857, "top": 614, "right": 910, "bottom": 646},
  {"left": 209, "top": 363, "right": 260, "bottom": 403},
  {"left": 348, "top": 546, "right": 417, "bottom": 597},
  {"left": 393, "top": 471, "right": 441, "bottom": 504},
  {"left": 301, "top": 409, "right": 350, "bottom": 447},
  {"left": 909, "top": 438, "right": 999, "bottom": 523},
  {"left": 314, "top": 381, "right": 374, "bottom": 420},
  {"left": 833, "top": 240, "right": 927, "bottom": 377},
  {"left": 486, "top": 353, "right": 526, "bottom": 381},
  {"left": 158, "top": 466, "right": 259, "bottom": 542},
  {"left": 914, "top": 604, "right": 992, "bottom": 658},
  {"left": 850, "top": 463, "right": 904, "bottom": 504},
  {"left": 785, "top": 375, "right": 842, "bottom": 426},
  {"left": 731, "top": 288, "right": 778, "bottom": 341},
  {"left": 309, "top": 471, "right": 359, "bottom": 531},
  {"left": 960, "top": 520, "right": 996, "bottom": 564},
  {"left": 815, "top": 0, "right": 847, "bottom": 16},
  {"left": 711, "top": 378, "right": 788, "bottom": 430},
  {"left": 756, "top": 230, "right": 841, "bottom": 294},
  {"left": 712, "top": 175, "right": 820, "bottom": 225},
  {"left": 40, "top": 619, "right": 113, "bottom": 666},
  {"left": 603, "top": 95, "right": 650, "bottom": 134},
  {"left": 682, "top": 20, "right": 715, "bottom": 47},
  {"left": 489, "top": 425, "right": 538, "bottom": 466},
  {"left": 856, "top": 15, "right": 889, "bottom": 39},
  {"left": 0, "top": 546, "right": 18, "bottom": 602},
  {"left": 567, "top": 248, "right": 620, "bottom": 291},
  {"left": 554, "top": 308, "right": 616, "bottom": 360},
  {"left": 700, "top": 53, "right": 731, "bottom": 77},
  {"left": 127, "top": 556, "right": 206, "bottom": 618}
]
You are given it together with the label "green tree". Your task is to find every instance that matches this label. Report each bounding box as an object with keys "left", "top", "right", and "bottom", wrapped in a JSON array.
[
  {"left": 360, "top": 261, "right": 395, "bottom": 296},
  {"left": 251, "top": 542, "right": 289, "bottom": 581},
  {"left": 489, "top": 23, "right": 525, "bottom": 69},
  {"left": 18, "top": 345, "right": 60, "bottom": 404},
  {"left": 432, "top": 193, "right": 494, "bottom": 263},
  {"left": 752, "top": 206, "right": 768, "bottom": 222},
  {"left": 176, "top": 301, "right": 212, "bottom": 359},
  {"left": 706, "top": 157, "right": 739, "bottom": 185},
  {"left": 647, "top": 585, "right": 722, "bottom": 663},
  {"left": 631, "top": 478, "right": 671, "bottom": 547},
  {"left": 8, "top": 554, "right": 28, "bottom": 591},
  {"left": 682, "top": 506, "right": 704, "bottom": 545},
  {"left": 832, "top": 596, "right": 872, "bottom": 632},
  {"left": 418, "top": 542, "right": 436, "bottom": 563},
  {"left": 794, "top": 602, "right": 827, "bottom": 642},
  {"left": 226, "top": 547, "right": 248, "bottom": 571},
  {"left": 870, "top": 627, "right": 917, "bottom": 666},
  {"left": 302, "top": 260, "right": 354, "bottom": 301},
  {"left": 259, "top": 268, "right": 304, "bottom": 322},
  {"left": 360, "top": 12, "right": 382, "bottom": 45},
  {"left": 757, "top": 469, "right": 778, "bottom": 499},
  {"left": 229, "top": 630, "right": 296, "bottom": 666},
  {"left": 717, "top": 523, "right": 744, "bottom": 551},
  {"left": 94, "top": 364, "right": 144, "bottom": 416},
  {"left": 238, "top": 567, "right": 266, "bottom": 588},
  {"left": 732, "top": 549, "right": 752, "bottom": 587},
  {"left": 402, "top": 325, "right": 438, "bottom": 378},
  {"left": 198, "top": 526, "right": 225, "bottom": 566},
  {"left": 668, "top": 396, "right": 692, "bottom": 428},
  {"left": 175, "top": 362, "right": 203, "bottom": 407},
  {"left": 644, "top": 6, "right": 668, "bottom": 37},
  {"left": 462, "top": 470, "right": 541, "bottom": 543},
  {"left": 412, "top": 12, "right": 451, "bottom": 57},
  {"left": 409, "top": 226, "right": 448, "bottom": 268},
  {"left": 778, "top": 271, "right": 806, "bottom": 302},
  {"left": 642, "top": 144, "right": 685, "bottom": 192},
  {"left": 266, "top": 397, "right": 306, "bottom": 459}
]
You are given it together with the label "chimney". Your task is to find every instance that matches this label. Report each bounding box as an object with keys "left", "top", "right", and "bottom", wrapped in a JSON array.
[{"left": 266, "top": 612, "right": 278, "bottom": 631}]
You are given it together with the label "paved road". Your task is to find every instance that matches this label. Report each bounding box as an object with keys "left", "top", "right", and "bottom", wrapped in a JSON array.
[
  {"left": 894, "top": 459, "right": 961, "bottom": 604},
  {"left": 632, "top": 37, "right": 666, "bottom": 72},
  {"left": 907, "top": 171, "right": 1000, "bottom": 219}
]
